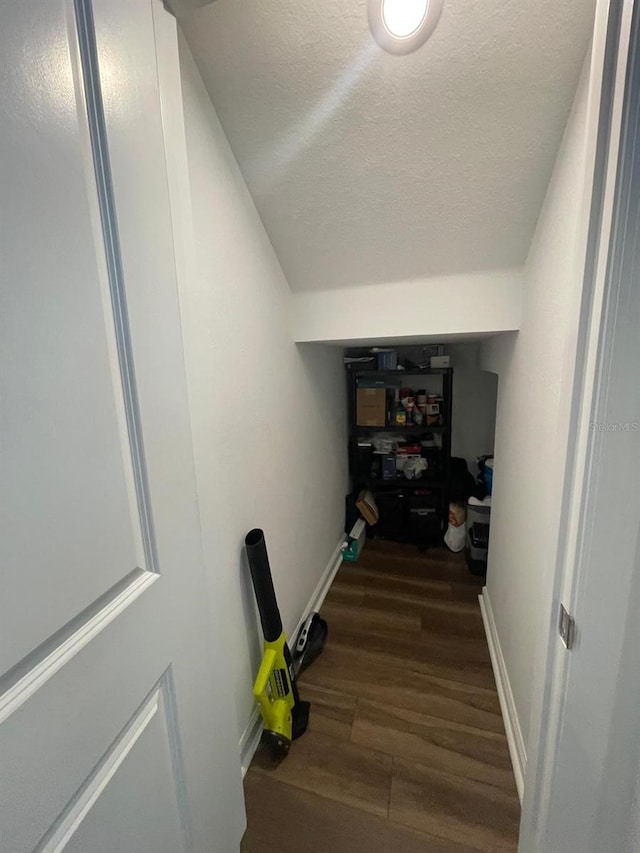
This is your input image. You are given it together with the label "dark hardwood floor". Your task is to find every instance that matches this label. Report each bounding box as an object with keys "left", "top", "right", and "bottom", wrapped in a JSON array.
[{"left": 241, "top": 540, "right": 520, "bottom": 853}]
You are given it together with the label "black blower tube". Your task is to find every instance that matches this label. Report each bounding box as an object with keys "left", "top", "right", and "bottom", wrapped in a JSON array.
[{"left": 245, "top": 528, "right": 283, "bottom": 643}]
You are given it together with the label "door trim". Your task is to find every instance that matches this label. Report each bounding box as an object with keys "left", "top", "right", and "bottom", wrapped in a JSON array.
[
  {"left": 34, "top": 691, "right": 160, "bottom": 853},
  {"left": 73, "top": 0, "right": 159, "bottom": 575},
  {"left": 0, "top": 570, "right": 157, "bottom": 726}
]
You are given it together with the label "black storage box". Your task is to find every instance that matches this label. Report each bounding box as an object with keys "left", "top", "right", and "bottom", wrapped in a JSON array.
[
  {"left": 407, "top": 492, "right": 442, "bottom": 545},
  {"left": 375, "top": 490, "right": 406, "bottom": 540}
]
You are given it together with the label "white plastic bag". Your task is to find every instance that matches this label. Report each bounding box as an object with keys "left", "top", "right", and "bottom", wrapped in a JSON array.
[
  {"left": 444, "top": 503, "right": 466, "bottom": 552},
  {"left": 444, "top": 523, "right": 466, "bottom": 552},
  {"left": 403, "top": 457, "right": 428, "bottom": 479}
]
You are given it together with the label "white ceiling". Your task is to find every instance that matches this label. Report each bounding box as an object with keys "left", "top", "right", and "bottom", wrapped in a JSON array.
[{"left": 181, "top": 0, "right": 595, "bottom": 293}]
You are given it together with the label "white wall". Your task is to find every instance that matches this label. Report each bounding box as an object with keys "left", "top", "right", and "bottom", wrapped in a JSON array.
[
  {"left": 292, "top": 268, "right": 523, "bottom": 344},
  {"left": 480, "top": 53, "right": 593, "bottom": 755},
  {"left": 163, "top": 32, "right": 348, "bottom": 749}
]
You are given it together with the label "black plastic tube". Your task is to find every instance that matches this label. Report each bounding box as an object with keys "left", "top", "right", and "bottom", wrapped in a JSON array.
[{"left": 245, "top": 529, "right": 283, "bottom": 643}]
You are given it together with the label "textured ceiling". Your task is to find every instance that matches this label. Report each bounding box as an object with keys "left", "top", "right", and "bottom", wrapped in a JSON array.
[{"left": 181, "top": 0, "right": 595, "bottom": 292}]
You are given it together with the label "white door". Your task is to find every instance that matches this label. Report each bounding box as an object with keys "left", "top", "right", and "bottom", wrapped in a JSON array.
[
  {"left": 520, "top": 3, "right": 640, "bottom": 851},
  {"left": 0, "top": 0, "right": 245, "bottom": 850},
  {"left": 536, "top": 6, "right": 640, "bottom": 845}
]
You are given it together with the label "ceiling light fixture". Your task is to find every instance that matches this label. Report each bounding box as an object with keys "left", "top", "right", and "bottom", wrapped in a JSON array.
[{"left": 369, "top": 0, "right": 443, "bottom": 55}]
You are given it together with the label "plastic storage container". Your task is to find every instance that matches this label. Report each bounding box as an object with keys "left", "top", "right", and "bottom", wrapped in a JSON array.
[
  {"left": 483, "top": 459, "right": 494, "bottom": 495},
  {"left": 465, "top": 497, "right": 491, "bottom": 576}
]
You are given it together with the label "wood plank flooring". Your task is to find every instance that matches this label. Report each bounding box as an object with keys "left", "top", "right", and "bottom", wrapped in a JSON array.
[{"left": 241, "top": 540, "right": 520, "bottom": 853}]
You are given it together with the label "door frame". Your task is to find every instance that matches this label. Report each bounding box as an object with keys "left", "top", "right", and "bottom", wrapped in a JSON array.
[{"left": 519, "top": 1, "right": 637, "bottom": 849}]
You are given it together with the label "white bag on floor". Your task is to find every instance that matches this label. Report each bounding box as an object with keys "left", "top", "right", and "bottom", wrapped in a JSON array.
[
  {"left": 444, "top": 522, "right": 466, "bottom": 552},
  {"left": 444, "top": 503, "right": 466, "bottom": 552}
]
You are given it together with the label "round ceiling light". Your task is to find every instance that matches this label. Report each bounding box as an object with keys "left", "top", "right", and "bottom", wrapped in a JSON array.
[
  {"left": 369, "top": 0, "right": 443, "bottom": 55},
  {"left": 382, "top": 0, "right": 428, "bottom": 37}
]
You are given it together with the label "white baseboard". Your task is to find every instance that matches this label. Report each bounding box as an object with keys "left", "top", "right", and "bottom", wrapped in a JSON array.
[
  {"left": 287, "top": 537, "right": 346, "bottom": 644},
  {"left": 479, "top": 587, "right": 527, "bottom": 803},
  {"left": 238, "top": 536, "right": 345, "bottom": 776},
  {"left": 239, "top": 706, "right": 262, "bottom": 777}
]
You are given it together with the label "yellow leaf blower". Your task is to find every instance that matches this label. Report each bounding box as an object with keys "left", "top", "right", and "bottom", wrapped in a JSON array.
[{"left": 245, "top": 529, "right": 310, "bottom": 759}]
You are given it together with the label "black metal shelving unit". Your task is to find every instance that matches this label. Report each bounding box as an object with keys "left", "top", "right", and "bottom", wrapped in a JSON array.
[{"left": 347, "top": 366, "right": 453, "bottom": 545}]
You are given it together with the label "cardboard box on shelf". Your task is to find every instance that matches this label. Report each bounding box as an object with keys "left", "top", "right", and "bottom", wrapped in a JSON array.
[
  {"left": 356, "top": 388, "right": 386, "bottom": 426},
  {"left": 430, "top": 355, "right": 451, "bottom": 368}
]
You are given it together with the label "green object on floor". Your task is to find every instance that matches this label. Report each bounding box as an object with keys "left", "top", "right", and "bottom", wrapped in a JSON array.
[
  {"left": 342, "top": 518, "right": 366, "bottom": 562},
  {"left": 342, "top": 539, "right": 360, "bottom": 562}
]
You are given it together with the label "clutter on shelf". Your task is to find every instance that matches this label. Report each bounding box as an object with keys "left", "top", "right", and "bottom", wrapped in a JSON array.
[
  {"left": 344, "top": 343, "right": 452, "bottom": 372},
  {"left": 346, "top": 345, "right": 453, "bottom": 547},
  {"left": 356, "top": 382, "right": 446, "bottom": 429}
]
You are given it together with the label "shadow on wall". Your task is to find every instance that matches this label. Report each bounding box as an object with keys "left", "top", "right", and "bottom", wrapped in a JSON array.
[
  {"left": 452, "top": 368, "right": 499, "bottom": 475},
  {"left": 477, "top": 330, "right": 518, "bottom": 476},
  {"left": 239, "top": 541, "right": 263, "bottom": 696},
  {"left": 296, "top": 342, "right": 349, "bottom": 434},
  {"left": 294, "top": 342, "right": 350, "bottom": 528}
]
